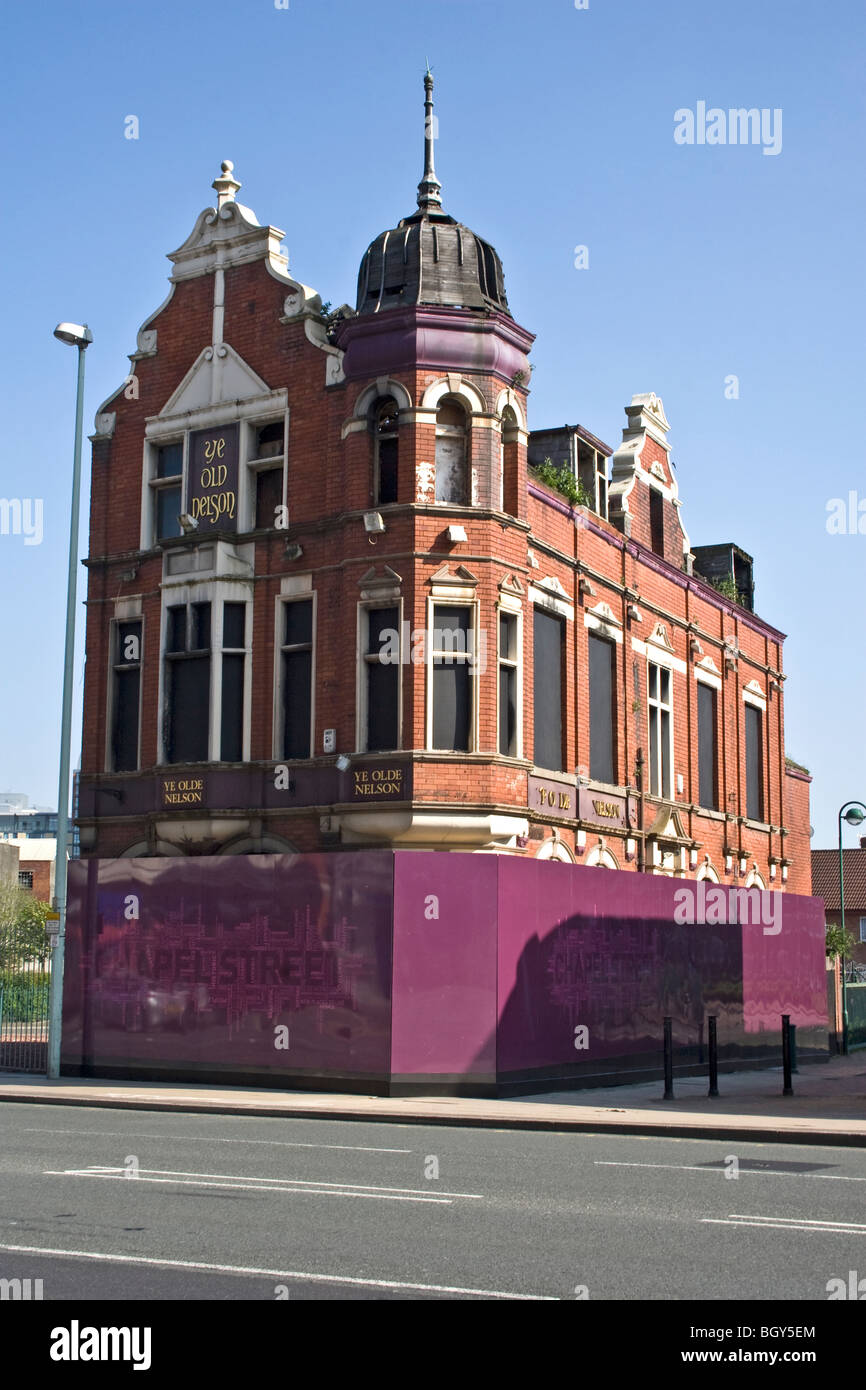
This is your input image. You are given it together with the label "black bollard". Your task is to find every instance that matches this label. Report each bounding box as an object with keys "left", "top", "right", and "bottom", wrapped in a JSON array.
[
  {"left": 781, "top": 1014, "right": 794, "bottom": 1096},
  {"left": 790, "top": 1023, "right": 798, "bottom": 1073},
  {"left": 708, "top": 1015, "right": 719, "bottom": 1097},
  {"left": 663, "top": 1016, "right": 674, "bottom": 1100}
]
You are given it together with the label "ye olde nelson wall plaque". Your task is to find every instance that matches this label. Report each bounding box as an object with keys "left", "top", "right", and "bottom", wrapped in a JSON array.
[
  {"left": 188, "top": 423, "right": 239, "bottom": 532},
  {"left": 528, "top": 774, "right": 574, "bottom": 819},
  {"left": 161, "top": 777, "right": 205, "bottom": 807},
  {"left": 352, "top": 765, "right": 405, "bottom": 799}
]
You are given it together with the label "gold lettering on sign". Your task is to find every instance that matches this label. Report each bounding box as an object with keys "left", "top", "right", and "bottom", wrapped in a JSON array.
[
  {"left": 191, "top": 436, "right": 236, "bottom": 523},
  {"left": 592, "top": 799, "right": 619, "bottom": 819},
  {"left": 537, "top": 786, "right": 571, "bottom": 811},
  {"left": 162, "top": 778, "right": 204, "bottom": 807},
  {"left": 353, "top": 767, "right": 404, "bottom": 798}
]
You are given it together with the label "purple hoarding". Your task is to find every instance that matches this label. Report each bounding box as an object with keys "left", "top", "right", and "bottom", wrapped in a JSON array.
[
  {"left": 64, "top": 851, "right": 828, "bottom": 1092},
  {"left": 63, "top": 853, "right": 393, "bottom": 1084}
]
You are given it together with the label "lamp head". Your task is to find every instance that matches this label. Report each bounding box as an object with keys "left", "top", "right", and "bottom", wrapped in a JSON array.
[
  {"left": 53, "top": 322, "right": 93, "bottom": 348},
  {"left": 844, "top": 806, "right": 866, "bottom": 827}
]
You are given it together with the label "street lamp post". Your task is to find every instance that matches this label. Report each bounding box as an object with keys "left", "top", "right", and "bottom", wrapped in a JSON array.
[
  {"left": 47, "top": 322, "right": 92, "bottom": 1080},
  {"left": 837, "top": 799, "right": 866, "bottom": 1056}
]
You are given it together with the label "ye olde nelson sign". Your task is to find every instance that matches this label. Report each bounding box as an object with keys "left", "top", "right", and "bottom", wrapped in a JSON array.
[
  {"left": 188, "top": 423, "right": 239, "bottom": 531},
  {"left": 161, "top": 777, "right": 205, "bottom": 807},
  {"left": 352, "top": 765, "right": 405, "bottom": 799},
  {"left": 529, "top": 775, "right": 636, "bottom": 829}
]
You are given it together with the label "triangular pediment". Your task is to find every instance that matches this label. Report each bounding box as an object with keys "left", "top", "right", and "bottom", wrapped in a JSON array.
[
  {"left": 589, "top": 600, "right": 621, "bottom": 626},
  {"left": 428, "top": 563, "right": 478, "bottom": 587},
  {"left": 159, "top": 344, "right": 273, "bottom": 418},
  {"left": 499, "top": 573, "right": 525, "bottom": 596},
  {"left": 538, "top": 575, "right": 568, "bottom": 598},
  {"left": 648, "top": 621, "right": 675, "bottom": 652}
]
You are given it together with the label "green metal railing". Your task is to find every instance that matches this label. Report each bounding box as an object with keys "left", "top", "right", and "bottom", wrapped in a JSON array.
[
  {"left": 847, "top": 982, "right": 866, "bottom": 1051},
  {"left": 0, "top": 920, "right": 52, "bottom": 1073}
]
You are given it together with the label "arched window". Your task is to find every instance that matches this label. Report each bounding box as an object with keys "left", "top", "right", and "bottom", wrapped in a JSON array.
[
  {"left": 371, "top": 397, "right": 399, "bottom": 505},
  {"left": 435, "top": 397, "right": 469, "bottom": 504},
  {"left": 586, "top": 844, "right": 620, "bottom": 870},
  {"left": 500, "top": 405, "right": 519, "bottom": 514}
]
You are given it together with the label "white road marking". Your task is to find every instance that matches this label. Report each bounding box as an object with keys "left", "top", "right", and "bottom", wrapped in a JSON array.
[
  {"left": 703, "top": 1214, "right": 866, "bottom": 1236},
  {"left": 0, "top": 1243, "right": 556, "bottom": 1299},
  {"left": 43, "top": 1165, "right": 482, "bottom": 1204},
  {"left": 595, "top": 1160, "right": 866, "bottom": 1182},
  {"left": 22, "top": 1127, "right": 411, "bottom": 1154}
]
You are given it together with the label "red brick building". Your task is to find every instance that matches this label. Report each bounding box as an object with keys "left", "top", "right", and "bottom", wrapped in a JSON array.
[{"left": 76, "top": 75, "right": 811, "bottom": 897}]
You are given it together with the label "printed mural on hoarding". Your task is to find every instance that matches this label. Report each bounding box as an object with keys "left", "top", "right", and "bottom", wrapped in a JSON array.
[{"left": 63, "top": 853, "right": 393, "bottom": 1080}]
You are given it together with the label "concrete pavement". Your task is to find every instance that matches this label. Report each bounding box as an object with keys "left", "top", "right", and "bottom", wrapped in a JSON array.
[{"left": 0, "top": 1054, "right": 864, "bottom": 1146}]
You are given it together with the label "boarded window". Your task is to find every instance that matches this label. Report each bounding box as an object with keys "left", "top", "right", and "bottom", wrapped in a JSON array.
[
  {"left": 111, "top": 619, "right": 142, "bottom": 772},
  {"left": 697, "top": 682, "right": 718, "bottom": 810},
  {"left": 281, "top": 599, "right": 313, "bottom": 759},
  {"left": 588, "top": 633, "right": 615, "bottom": 784},
  {"left": 365, "top": 606, "right": 399, "bottom": 751},
  {"left": 498, "top": 612, "right": 518, "bottom": 756},
  {"left": 649, "top": 487, "right": 664, "bottom": 557},
  {"left": 435, "top": 399, "right": 468, "bottom": 504},
  {"left": 165, "top": 602, "right": 211, "bottom": 764},
  {"left": 255, "top": 468, "right": 283, "bottom": 529},
  {"left": 373, "top": 399, "right": 399, "bottom": 506},
  {"left": 745, "top": 703, "right": 763, "bottom": 821},
  {"left": 220, "top": 602, "right": 246, "bottom": 762},
  {"left": 432, "top": 606, "right": 472, "bottom": 751},
  {"left": 533, "top": 608, "right": 564, "bottom": 772}
]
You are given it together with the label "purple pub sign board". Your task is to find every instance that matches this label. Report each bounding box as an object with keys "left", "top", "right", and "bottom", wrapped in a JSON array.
[{"left": 64, "top": 852, "right": 828, "bottom": 1093}]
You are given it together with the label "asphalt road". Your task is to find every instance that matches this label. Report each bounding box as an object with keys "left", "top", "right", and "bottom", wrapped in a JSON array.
[{"left": 1, "top": 1101, "right": 865, "bottom": 1300}]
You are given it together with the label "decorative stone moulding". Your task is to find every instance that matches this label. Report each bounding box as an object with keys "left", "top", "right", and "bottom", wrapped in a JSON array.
[{"left": 92, "top": 412, "right": 117, "bottom": 439}]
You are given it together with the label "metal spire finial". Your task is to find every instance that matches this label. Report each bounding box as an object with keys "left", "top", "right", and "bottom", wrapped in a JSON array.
[{"left": 417, "top": 69, "right": 442, "bottom": 213}]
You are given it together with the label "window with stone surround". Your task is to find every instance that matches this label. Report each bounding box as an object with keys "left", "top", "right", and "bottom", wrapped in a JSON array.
[
  {"left": 360, "top": 604, "right": 400, "bottom": 752},
  {"left": 110, "top": 619, "right": 142, "bottom": 772},
  {"left": 279, "top": 597, "right": 315, "bottom": 760},
  {"left": 533, "top": 607, "right": 565, "bottom": 772},
  {"left": 371, "top": 398, "right": 399, "bottom": 507},
  {"left": 648, "top": 660, "right": 673, "bottom": 799},
  {"left": 151, "top": 441, "right": 184, "bottom": 542},
  {"left": 248, "top": 419, "right": 287, "bottom": 530},
  {"left": 429, "top": 604, "right": 477, "bottom": 751},
  {"left": 588, "top": 632, "right": 615, "bottom": 784},
  {"left": 435, "top": 398, "right": 469, "bottom": 505},
  {"left": 697, "top": 680, "right": 718, "bottom": 811}
]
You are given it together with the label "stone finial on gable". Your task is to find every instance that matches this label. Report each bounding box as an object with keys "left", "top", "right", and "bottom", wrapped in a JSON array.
[
  {"left": 212, "top": 159, "right": 241, "bottom": 208},
  {"left": 624, "top": 393, "right": 671, "bottom": 450}
]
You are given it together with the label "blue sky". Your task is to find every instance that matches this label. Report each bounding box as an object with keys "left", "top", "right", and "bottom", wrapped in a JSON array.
[{"left": 1, "top": 0, "right": 863, "bottom": 848}]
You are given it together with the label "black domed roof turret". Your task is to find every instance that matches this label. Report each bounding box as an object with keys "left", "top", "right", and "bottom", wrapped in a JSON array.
[{"left": 356, "top": 72, "right": 511, "bottom": 318}]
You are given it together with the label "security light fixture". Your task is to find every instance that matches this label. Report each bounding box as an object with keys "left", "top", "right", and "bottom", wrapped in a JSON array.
[
  {"left": 364, "top": 511, "right": 386, "bottom": 534},
  {"left": 179, "top": 514, "right": 199, "bottom": 533},
  {"left": 284, "top": 541, "right": 304, "bottom": 561},
  {"left": 335, "top": 755, "right": 351, "bottom": 772},
  {"left": 446, "top": 524, "right": 467, "bottom": 544}
]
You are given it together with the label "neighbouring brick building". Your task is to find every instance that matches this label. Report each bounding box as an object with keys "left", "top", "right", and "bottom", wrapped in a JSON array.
[
  {"left": 75, "top": 74, "right": 811, "bottom": 900},
  {"left": 813, "top": 842, "right": 866, "bottom": 968}
]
